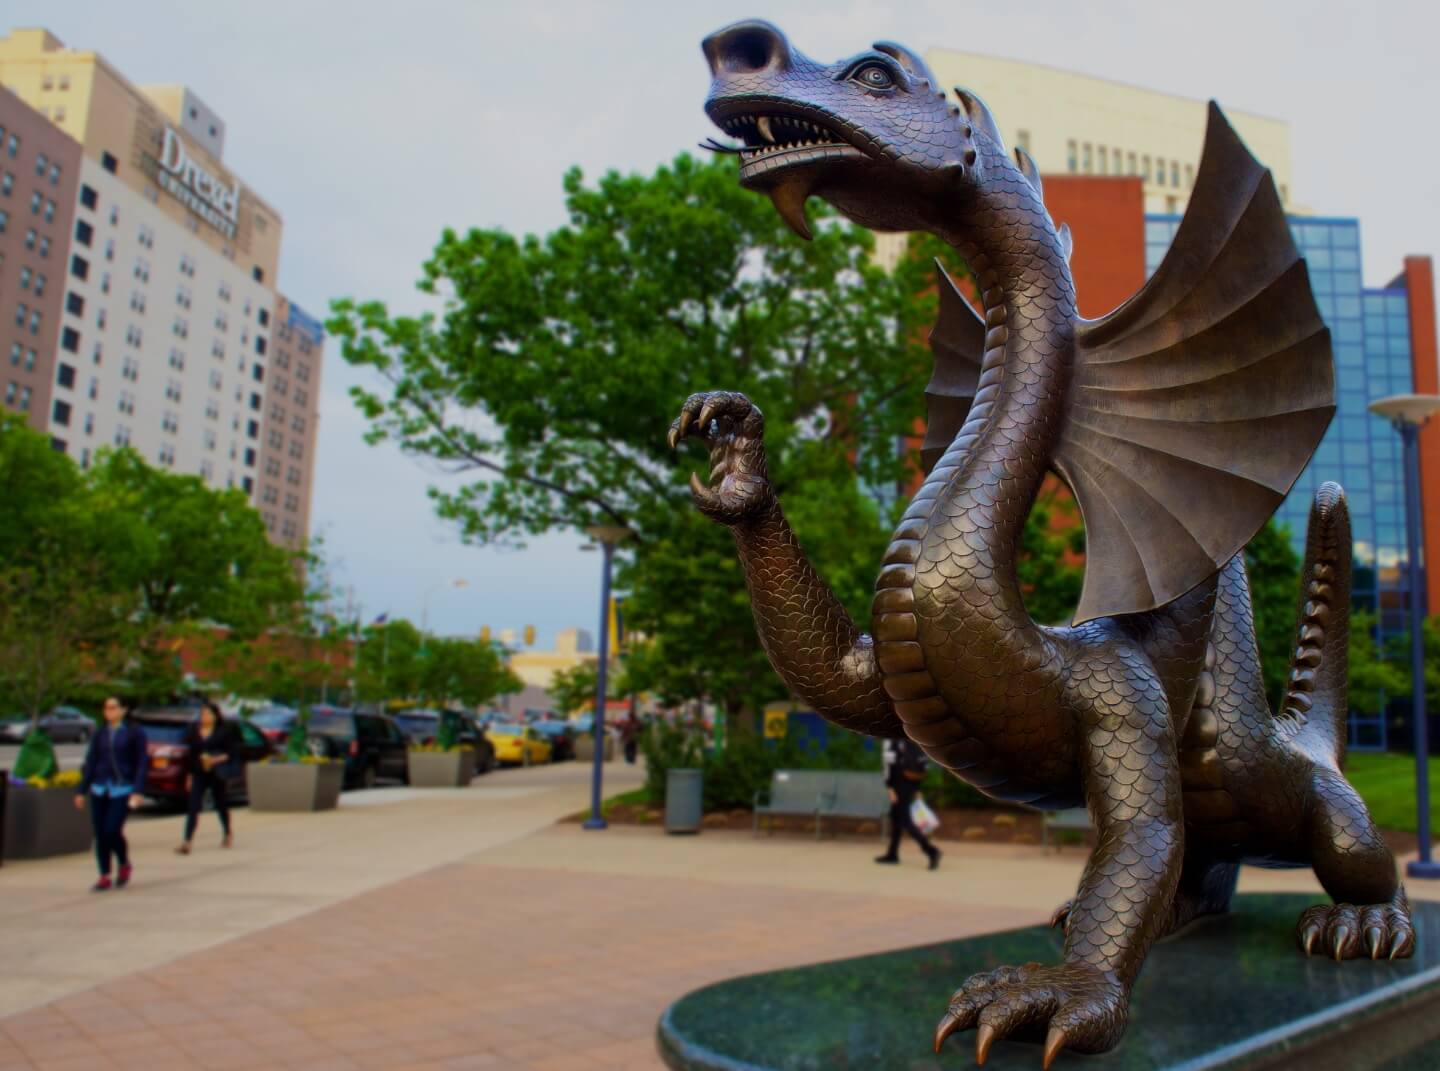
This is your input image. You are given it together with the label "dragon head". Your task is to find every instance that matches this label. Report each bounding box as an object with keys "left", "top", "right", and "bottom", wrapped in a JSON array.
[{"left": 702, "top": 20, "right": 1013, "bottom": 240}]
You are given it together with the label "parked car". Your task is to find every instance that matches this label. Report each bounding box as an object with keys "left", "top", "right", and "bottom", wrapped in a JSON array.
[
  {"left": 248, "top": 704, "right": 301, "bottom": 746},
  {"left": 393, "top": 709, "right": 496, "bottom": 774},
  {"left": 132, "top": 707, "right": 276, "bottom": 805},
  {"left": 306, "top": 707, "right": 409, "bottom": 789},
  {"left": 529, "top": 719, "right": 575, "bottom": 762},
  {"left": 0, "top": 706, "right": 96, "bottom": 744},
  {"left": 488, "top": 723, "right": 553, "bottom": 766}
]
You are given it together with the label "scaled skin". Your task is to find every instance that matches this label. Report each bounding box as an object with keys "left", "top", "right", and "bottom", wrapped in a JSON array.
[{"left": 670, "top": 20, "right": 1415, "bottom": 1067}]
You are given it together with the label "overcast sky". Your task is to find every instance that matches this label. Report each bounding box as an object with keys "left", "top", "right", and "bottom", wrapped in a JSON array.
[{"left": 16, "top": 0, "right": 1440, "bottom": 646}]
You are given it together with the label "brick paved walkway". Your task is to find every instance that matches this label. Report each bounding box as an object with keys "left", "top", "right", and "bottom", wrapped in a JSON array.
[{"left": 0, "top": 857, "right": 1021, "bottom": 1071}]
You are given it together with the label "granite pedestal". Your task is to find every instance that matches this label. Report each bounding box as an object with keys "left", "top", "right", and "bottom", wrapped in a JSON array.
[{"left": 657, "top": 894, "right": 1440, "bottom": 1070}]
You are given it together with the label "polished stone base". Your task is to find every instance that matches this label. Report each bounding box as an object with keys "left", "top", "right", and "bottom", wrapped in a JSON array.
[{"left": 657, "top": 894, "right": 1440, "bottom": 1070}]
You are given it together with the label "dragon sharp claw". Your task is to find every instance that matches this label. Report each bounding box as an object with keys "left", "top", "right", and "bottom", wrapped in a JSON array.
[
  {"left": 975, "top": 1023, "right": 996, "bottom": 1066},
  {"left": 933, "top": 1011, "right": 961, "bottom": 1053},
  {"left": 1042, "top": 1027, "right": 1067, "bottom": 1071}
]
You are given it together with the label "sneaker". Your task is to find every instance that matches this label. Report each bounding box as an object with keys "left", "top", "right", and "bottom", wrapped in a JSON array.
[
  {"left": 91, "top": 876, "right": 112, "bottom": 893},
  {"left": 928, "top": 849, "right": 942, "bottom": 871},
  {"left": 874, "top": 854, "right": 900, "bottom": 865},
  {"left": 116, "top": 864, "right": 132, "bottom": 888}
]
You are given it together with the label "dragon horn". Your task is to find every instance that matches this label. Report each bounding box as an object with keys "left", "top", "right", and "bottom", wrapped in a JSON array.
[{"left": 953, "top": 87, "right": 1006, "bottom": 154}]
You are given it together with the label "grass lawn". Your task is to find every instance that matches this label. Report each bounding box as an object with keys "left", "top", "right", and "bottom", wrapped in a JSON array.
[{"left": 1345, "top": 752, "right": 1440, "bottom": 834}]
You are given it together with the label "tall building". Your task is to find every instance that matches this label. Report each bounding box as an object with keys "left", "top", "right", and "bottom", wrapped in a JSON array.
[
  {"left": 0, "top": 28, "right": 322, "bottom": 549},
  {"left": 0, "top": 84, "right": 79, "bottom": 434},
  {"left": 924, "top": 48, "right": 1295, "bottom": 216}
]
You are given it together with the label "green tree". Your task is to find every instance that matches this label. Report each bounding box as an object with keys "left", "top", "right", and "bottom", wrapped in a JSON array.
[
  {"left": 1348, "top": 610, "right": 1408, "bottom": 716},
  {"left": 416, "top": 635, "right": 520, "bottom": 707},
  {"left": 354, "top": 619, "right": 425, "bottom": 702},
  {"left": 86, "top": 448, "right": 304, "bottom": 700},
  {"left": 549, "top": 661, "right": 600, "bottom": 716},
  {"left": 1245, "top": 520, "right": 1303, "bottom": 710},
  {"left": 330, "top": 153, "right": 944, "bottom": 727}
]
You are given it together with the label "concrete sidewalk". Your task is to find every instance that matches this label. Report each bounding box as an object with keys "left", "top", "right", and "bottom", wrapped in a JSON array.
[
  {"left": 3, "top": 762, "right": 1438, "bottom": 1071},
  {"left": 0, "top": 760, "right": 644, "bottom": 1020}
]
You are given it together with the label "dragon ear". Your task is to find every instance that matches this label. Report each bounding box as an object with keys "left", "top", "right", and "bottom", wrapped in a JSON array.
[
  {"left": 1013, "top": 146, "right": 1043, "bottom": 199},
  {"left": 1057, "top": 223, "right": 1073, "bottom": 263},
  {"left": 872, "top": 41, "right": 938, "bottom": 89},
  {"left": 952, "top": 87, "right": 1006, "bottom": 153}
]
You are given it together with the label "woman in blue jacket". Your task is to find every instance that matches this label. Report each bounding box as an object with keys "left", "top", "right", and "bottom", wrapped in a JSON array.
[{"left": 74, "top": 696, "right": 148, "bottom": 891}]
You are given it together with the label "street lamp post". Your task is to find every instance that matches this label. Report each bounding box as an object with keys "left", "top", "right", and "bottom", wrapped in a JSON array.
[
  {"left": 582, "top": 524, "right": 631, "bottom": 831},
  {"left": 1370, "top": 393, "right": 1440, "bottom": 879}
]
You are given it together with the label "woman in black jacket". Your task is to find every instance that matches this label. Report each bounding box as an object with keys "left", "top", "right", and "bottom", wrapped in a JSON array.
[
  {"left": 876, "top": 736, "right": 941, "bottom": 869},
  {"left": 175, "top": 701, "right": 237, "bottom": 854},
  {"left": 74, "top": 696, "right": 148, "bottom": 891}
]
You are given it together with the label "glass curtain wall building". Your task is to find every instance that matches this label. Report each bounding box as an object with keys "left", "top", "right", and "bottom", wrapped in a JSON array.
[{"left": 1148, "top": 215, "right": 1414, "bottom": 745}]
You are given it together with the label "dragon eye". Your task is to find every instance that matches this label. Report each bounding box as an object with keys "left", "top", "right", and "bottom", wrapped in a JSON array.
[{"left": 852, "top": 63, "right": 894, "bottom": 90}]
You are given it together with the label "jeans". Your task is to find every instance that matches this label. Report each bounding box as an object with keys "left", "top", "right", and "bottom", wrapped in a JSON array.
[
  {"left": 886, "top": 786, "right": 937, "bottom": 859},
  {"left": 90, "top": 792, "right": 131, "bottom": 874},
  {"left": 184, "top": 771, "right": 231, "bottom": 841}
]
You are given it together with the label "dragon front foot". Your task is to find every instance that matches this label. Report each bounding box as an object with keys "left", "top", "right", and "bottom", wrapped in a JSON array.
[
  {"left": 933, "top": 961, "right": 1127, "bottom": 1068},
  {"left": 667, "top": 391, "right": 773, "bottom": 525},
  {"left": 1297, "top": 890, "right": 1415, "bottom": 961}
]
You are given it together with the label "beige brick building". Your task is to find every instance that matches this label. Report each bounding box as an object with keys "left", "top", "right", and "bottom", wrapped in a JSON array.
[{"left": 0, "top": 28, "right": 322, "bottom": 549}]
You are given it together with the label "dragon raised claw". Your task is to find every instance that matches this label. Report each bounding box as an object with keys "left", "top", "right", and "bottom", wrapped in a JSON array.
[{"left": 670, "top": 19, "right": 1415, "bottom": 1067}]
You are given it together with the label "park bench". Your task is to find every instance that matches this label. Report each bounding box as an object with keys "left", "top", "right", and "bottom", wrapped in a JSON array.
[
  {"left": 818, "top": 771, "right": 889, "bottom": 838},
  {"left": 753, "top": 770, "right": 832, "bottom": 837},
  {"left": 1041, "top": 806, "right": 1093, "bottom": 850},
  {"left": 754, "top": 769, "right": 890, "bottom": 838}
]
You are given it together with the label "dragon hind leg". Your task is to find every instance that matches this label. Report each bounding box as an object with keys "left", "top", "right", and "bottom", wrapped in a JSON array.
[{"left": 1297, "top": 767, "right": 1415, "bottom": 960}]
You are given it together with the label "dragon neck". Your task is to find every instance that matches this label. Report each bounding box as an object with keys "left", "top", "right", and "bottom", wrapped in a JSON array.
[{"left": 871, "top": 172, "right": 1077, "bottom": 727}]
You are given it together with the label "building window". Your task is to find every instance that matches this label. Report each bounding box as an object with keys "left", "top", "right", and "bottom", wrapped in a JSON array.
[
  {"left": 32, "top": 273, "right": 45, "bottom": 297},
  {"left": 255, "top": 336, "right": 267, "bottom": 356},
  {"left": 247, "top": 419, "right": 259, "bottom": 439},
  {"left": 6, "top": 134, "right": 19, "bottom": 158},
  {"left": 1171, "top": 161, "right": 1180, "bottom": 187},
  {"left": 1155, "top": 159, "right": 1165, "bottom": 186},
  {"left": 1184, "top": 163, "right": 1195, "bottom": 187},
  {"left": 56, "top": 363, "right": 75, "bottom": 389},
  {"left": 14, "top": 303, "right": 26, "bottom": 328},
  {"left": 0, "top": 207, "right": 7, "bottom": 232},
  {"left": 1098, "top": 146, "right": 1108, "bottom": 174},
  {"left": 242, "top": 476, "right": 253, "bottom": 494},
  {"left": 70, "top": 254, "right": 89, "bottom": 281},
  {"left": 24, "top": 227, "right": 35, "bottom": 249},
  {"left": 80, "top": 184, "right": 97, "bottom": 210},
  {"left": 83, "top": 413, "right": 93, "bottom": 436},
  {"left": 258, "top": 308, "right": 270, "bottom": 327},
  {"left": 249, "top": 392, "right": 261, "bottom": 411},
  {"left": 252, "top": 363, "right": 265, "bottom": 382},
  {"left": 173, "top": 318, "right": 189, "bottom": 339},
  {"left": 19, "top": 266, "right": 30, "bottom": 290},
  {"left": 29, "top": 309, "right": 41, "bottom": 335},
  {"left": 102, "top": 151, "right": 117, "bottom": 174},
  {"left": 66, "top": 292, "right": 84, "bottom": 317},
  {"left": 52, "top": 399, "right": 71, "bottom": 427},
  {"left": 244, "top": 447, "right": 256, "bottom": 467},
  {"left": 168, "top": 348, "right": 185, "bottom": 371},
  {"left": 75, "top": 219, "right": 93, "bottom": 246},
  {"left": 18, "top": 386, "right": 31, "bottom": 411},
  {"left": 35, "top": 153, "right": 48, "bottom": 178},
  {"left": 1142, "top": 155, "right": 1151, "bottom": 182}
]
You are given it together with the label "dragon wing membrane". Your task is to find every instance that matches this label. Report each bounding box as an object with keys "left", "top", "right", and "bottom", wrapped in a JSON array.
[
  {"left": 1055, "top": 102, "right": 1335, "bottom": 624},
  {"left": 921, "top": 260, "right": 986, "bottom": 474}
]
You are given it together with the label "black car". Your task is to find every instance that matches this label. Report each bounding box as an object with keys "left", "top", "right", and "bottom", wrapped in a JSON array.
[
  {"left": 131, "top": 708, "right": 277, "bottom": 805},
  {"left": 306, "top": 707, "right": 409, "bottom": 789},
  {"left": 393, "top": 709, "right": 496, "bottom": 774},
  {"left": 530, "top": 718, "right": 576, "bottom": 762},
  {"left": 0, "top": 706, "right": 97, "bottom": 744}
]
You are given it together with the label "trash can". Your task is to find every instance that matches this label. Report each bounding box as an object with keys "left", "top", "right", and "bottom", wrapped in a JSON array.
[{"left": 665, "top": 768, "right": 703, "bottom": 834}]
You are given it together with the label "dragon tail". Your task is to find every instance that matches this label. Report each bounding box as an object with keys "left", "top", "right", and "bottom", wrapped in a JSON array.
[{"left": 1285, "top": 481, "right": 1352, "bottom": 765}]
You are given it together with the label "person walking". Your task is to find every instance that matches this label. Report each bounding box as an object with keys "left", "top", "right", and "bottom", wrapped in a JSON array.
[
  {"left": 74, "top": 696, "right": 148, "bottom": 892},
  {"left": 621, "top": 714, "right": 640, "bottom": 765},
  {"left": 176, "top": 700, "right": 237, "bottom": 854},
  {"left": 875, "top": 735, "right": 941, "bottom": 870}
]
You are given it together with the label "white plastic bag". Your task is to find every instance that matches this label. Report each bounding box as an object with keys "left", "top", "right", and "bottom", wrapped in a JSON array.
[{"left": 910, "top": 796, "right": 940, "bottom": 836}]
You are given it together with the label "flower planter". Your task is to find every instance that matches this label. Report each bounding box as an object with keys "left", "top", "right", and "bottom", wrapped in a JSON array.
[
  {"left": 3, "top": 783, "right": 93, "bottom": 860},
  {"left": 406, "top": 750, "right": 476, "bottom": 788},
  {"left": 247, "top": 761, "right": 343, "bottom": 812}
]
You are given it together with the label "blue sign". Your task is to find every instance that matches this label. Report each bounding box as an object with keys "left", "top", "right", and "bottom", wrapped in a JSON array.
[{"left": 287, "top": 302, "right": 324, "bottom": 346}]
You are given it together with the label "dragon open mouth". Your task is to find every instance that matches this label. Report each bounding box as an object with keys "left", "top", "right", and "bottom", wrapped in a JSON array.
[{"left": 703, "top": 106, "right": 870, "bottom": 238}]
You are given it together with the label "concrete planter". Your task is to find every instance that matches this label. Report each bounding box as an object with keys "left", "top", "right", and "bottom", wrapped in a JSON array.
[
  {"left": 247, "top": 761, "right": 343, "bottom": 812},
  {"left": 573, "top": 733, "right": 615, "bottom": 762},
  {"left": 3, "top": 783, "right": 93, "bottom": 860},
  {"left": 406, "top": 750, "right": 475, "bottom": 788}
]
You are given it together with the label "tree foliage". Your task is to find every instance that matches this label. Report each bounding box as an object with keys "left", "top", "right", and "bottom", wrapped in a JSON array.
[
  {"left": 352, "top": 619, "right": 519, "bottom": 707},
  {"left": 0, "top": 415, "right": 305, "bottom": 711},
  {"left": 1244, "top": 520, "right": 1304, "bottom": 710}
]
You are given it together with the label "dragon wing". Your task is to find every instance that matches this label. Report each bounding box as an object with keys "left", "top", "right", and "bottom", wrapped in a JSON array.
[
  {"left": 921, "top": 259, "right": 985, "bottom": 474},
  {"left": 1055, "top": 102, "right": 1334, "bottom": 624}
]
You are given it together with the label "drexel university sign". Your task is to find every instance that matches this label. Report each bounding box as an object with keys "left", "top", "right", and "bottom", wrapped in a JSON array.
[{"left": 154, "top": 127, "right": 240, "bottom": 239}]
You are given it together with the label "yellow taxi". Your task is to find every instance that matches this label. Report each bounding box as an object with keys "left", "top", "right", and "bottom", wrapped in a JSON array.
[{"left": 487, "top": 723, "right": 553, "bottom": 766}]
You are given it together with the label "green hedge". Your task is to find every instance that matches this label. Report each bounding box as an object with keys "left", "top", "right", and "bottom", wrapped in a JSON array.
[{"left": 640, "top": 719, "right": 996, "bottom": 812}]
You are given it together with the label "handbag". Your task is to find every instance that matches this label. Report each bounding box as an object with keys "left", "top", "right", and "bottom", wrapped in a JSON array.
[{"left": 910, "top": 796, "right": 940, "bottom": 836}]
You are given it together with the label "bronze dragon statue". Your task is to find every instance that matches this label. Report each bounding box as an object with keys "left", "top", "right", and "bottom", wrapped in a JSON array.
[{"left": 669, "top": 18, "right": 1416, "bottom": 1068}]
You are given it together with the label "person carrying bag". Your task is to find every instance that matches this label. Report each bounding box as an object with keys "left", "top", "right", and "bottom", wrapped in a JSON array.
[{"left": 876, "top": 735, "right": 942, "bottom": 870}]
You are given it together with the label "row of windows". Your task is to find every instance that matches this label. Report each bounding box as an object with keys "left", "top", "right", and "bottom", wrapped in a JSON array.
[
  {"left": 0, "top": 213, "right": 54, "bottom": 256},
  {"left": 1065, "top": 140, "right": 1202, "bottom": 191}
]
